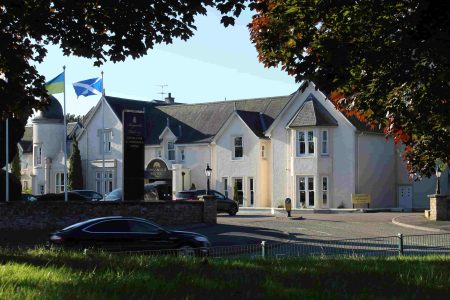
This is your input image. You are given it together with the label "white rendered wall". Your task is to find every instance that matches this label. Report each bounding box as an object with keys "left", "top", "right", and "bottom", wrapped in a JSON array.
[
  {"left": 32, "top": 121, "right": 65, "bottom": 194},
  {"left": 78, "top": 100, "right": 122, "bottom": 191},
  {"left": 357, "top": 134, "right": 396, "bottom": 207},
  {"left": 215, "top": 115, "right": 260, "bottom": 207},
  {"left": 270, "top": 84, "right": 357, "bottom": 208}
]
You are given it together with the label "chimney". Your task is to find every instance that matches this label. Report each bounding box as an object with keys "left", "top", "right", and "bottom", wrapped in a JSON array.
[{"left": 165, "top": 93, "right": 174, "bottom": 104}]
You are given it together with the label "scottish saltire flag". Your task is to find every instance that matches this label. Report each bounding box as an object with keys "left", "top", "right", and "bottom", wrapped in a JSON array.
[
  {"left": 72, "top": 77, "right": 103, "bottom": 97},
  {"left": 45, "top": 72, "right": 65, "bottom": 94}
]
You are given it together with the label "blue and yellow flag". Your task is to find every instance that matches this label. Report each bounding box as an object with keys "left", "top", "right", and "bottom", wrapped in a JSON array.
[{"left": 45, "top": 72, "right": 65, "bottom": 95}]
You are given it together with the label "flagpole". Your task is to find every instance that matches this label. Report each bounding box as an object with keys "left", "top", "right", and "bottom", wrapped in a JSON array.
[
  {"left": 63, "top": 66, "right": 68, "bottom": 202},
  {"left": 101, "top": 71, "right": 105, "bottom": 199},
  {"left": 5, "top": 117, "right": 9, "bottom": 202}
]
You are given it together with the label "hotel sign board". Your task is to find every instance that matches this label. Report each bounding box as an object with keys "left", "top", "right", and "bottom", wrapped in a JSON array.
[
  {"left": 122, "top": 110, "right": 145, "bottom": 201},
  {"left": 351, "top": 194, "right": 371, "bottom": 204}
]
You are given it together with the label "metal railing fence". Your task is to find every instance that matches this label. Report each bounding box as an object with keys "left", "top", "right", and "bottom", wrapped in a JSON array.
[{"left": 110, "top": 233, "right": 450, "bottom": 258}]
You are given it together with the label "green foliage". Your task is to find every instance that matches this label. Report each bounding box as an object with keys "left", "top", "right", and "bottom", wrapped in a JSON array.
[
  {"left": 0, "top": 248, "right": 449, "bottom": 299},
  {"left": 68, "top": 138, "right": 83, "bottom": 190},
  {"left": 22, "top": 188, "right": 32, "bottom": 194},
  {"left": 11, "top": 144, "right": 21, "bottom": 180},
  {"left": 65, "top": 114, "right": 82, "bottom": 123},
  {"left": 249, "top": 0, "right": 450, "bottom": 177},
  {"left": 0, "top": 1, "right": 247, "bottom": 123}
]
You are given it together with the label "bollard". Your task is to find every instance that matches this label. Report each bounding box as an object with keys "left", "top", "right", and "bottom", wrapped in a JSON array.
[
  {"left": 398, "top": 233, "right": 404, "bottom": 256},
  {"left": 285, "top": 198, "right": 292, "bottom": 217},
  {"left": 261, "top": 241, "right": 266, "bottom": 258}
]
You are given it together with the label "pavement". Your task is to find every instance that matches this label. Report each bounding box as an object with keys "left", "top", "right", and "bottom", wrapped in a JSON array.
[
  {"left": 183, "top": 211, "right": 450, "bottom": 246},
  {"left": 392, "top": 213, "right": 450, "bottom": 232}
]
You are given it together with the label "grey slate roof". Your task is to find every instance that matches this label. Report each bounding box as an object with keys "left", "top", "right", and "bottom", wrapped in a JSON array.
[
  {"left": 287, "top": 94, "right": 338, "bottom": 128},
  {"left": 33, "top": 96, "right": 64, "bottom": 122},
  {"left": 19, "top": 126, "right": 34, "bottom": 153},
  {"left": 105, "top": 95, "right": 292, "bottom": 145}
]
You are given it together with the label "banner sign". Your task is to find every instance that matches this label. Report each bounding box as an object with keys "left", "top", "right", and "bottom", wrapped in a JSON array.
[
  {"left": 122, "top": 110, "right": 145, "bottom": 201},
  {"left": 351, "top": 194, "right": 371, "bottom": 204}
]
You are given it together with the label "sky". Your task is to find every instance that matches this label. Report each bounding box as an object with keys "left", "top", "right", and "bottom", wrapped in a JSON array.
[{"left": 36, "top": 8, "right": 299, "bottom": 118}]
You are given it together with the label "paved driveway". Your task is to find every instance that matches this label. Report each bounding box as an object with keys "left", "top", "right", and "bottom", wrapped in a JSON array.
[{"left": 189, "top": 212, "right": 434, "bottom": 246}]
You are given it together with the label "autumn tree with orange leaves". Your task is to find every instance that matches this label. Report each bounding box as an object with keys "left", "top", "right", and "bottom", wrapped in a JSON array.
[{"left": 249, "top": 0, "right": 450, "bottom": 177}]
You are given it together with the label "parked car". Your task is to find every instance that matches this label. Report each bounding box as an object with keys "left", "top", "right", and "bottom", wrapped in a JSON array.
[
  {"left": 21, "top": 193, "right": 38, "bottom": 202},
  {"left": 102, "top": 188, "right": 122, "bottom": 201},
  {"left": 175, "top": 189, "right": 239, "bottom": 216},
  {"left": 103, "top": 183, "right": 171, "bottom": 202},
  {"left": 48, "top": 216, "right": 210, "bottom": 253},
  {"left": 38, "top": 192, "right": 88, "bottom": 201},
  {"left": 71, "top": 190, "right": 103, "bottom": 201}
]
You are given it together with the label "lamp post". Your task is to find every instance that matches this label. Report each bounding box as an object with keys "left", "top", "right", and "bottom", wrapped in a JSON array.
[
  {"left": 435, "top": 166, "right": 442, "bottom": 195},
  {"left": 205, "top": 163, "right": 212, "bottom": 195}
]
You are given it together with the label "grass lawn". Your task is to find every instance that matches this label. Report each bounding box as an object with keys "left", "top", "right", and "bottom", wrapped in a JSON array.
[{"left": 0, "top": 248, "right": 449, "bottom": 299}]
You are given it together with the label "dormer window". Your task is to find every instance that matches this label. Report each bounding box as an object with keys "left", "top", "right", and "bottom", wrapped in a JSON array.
[{"left": 167, "top": 141, "right": 175, "bottom": 161}]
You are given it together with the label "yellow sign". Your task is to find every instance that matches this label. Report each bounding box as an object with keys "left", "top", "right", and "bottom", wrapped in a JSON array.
[{"left": 351, "top": 194, "right": 371, "bottom": 204}]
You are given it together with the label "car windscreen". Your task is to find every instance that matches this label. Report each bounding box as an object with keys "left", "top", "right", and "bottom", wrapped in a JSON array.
[
  {"left": 61, "top": 219, "right": 97, "bottom": 231},
  {"left": 106, "top": 189, "right": 122, "bottom": 199}
]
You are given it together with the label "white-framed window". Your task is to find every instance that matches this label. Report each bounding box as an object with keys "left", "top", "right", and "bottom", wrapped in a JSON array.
[
  {"left": 233, "top": 136, "right": 243, "bottom": 159},
  {"left": 39, "top": 184, "right": 44, "bottom": 195},
  {"left": 297, "top": 130, "right": 314, "bottom": 156},
  {"left": 321, "top": 130, "right": 329, "bottom": 155},
  {"left": 223, "top": 177, "right": 228, "bottom": 198},
  {"left": 167, "top": 141, "right": 175, "bottom": 161},
  {"left": 261, "top": 145, "right": 266, "bottom": 159},
  {"left": 55, "top": 173, "right": 65, "bottom": 193},
  {"left": 96, "top": 171, "right": 113, "bottom": 194},
  {"left": 157, "top": 149, "right": 162, "bottom": 158},
  {"left": 102, "top": 130, "right": 112, "bottom": 154},
  {"left": 322, "top": 176, "right": 329, "bottom": 206},
  {"left": 298, "top": 176, "right": 314, "bottom": 207},
  {"left": 34, "top": 145, "right": 42, "bottom": 166},
  {"left": 180, "top": 148, "right": 185, "bottom": 161}
]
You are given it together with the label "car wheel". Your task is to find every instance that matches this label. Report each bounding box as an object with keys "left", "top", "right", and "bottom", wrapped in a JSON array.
[
  {"left": 178, "top": 245, "right": 195, "bottom": 257},
  {"left": 228, "top": 205, "right": 238, "bottom": 216}
]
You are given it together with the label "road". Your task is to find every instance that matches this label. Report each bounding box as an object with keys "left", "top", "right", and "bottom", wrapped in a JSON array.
[{"left": 189, "top": 212, "right": 436, "bottom": 246}]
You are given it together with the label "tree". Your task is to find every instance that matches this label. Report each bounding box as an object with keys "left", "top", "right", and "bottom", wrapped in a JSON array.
[
  {"left": 66, "top": 114, "right": 82, "bottom": 123},
  {"left": 0, "top": 0, "right": 247, "bottom": 134},
  {"left": 68, "top": 138, "right": 83, "bottom": 190},
  {"left": 11, "top": 144, "right": 21, "bottom": 181},
  {"left": 249, "top": 0, "right": 450, "bottom": 177}
]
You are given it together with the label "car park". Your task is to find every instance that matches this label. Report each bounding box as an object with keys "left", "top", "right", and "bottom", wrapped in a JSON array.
[
  {"left": 175, "top": 189, "right": 239, "bottom": 216},
  {"left": 48, "top": 216, "right": 210, "bottom": 253}
]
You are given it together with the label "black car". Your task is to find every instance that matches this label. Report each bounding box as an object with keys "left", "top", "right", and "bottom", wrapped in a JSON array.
[
  {"left": 48, "top": 216, "right": 210, "bottom": 253},
  {"left": 71, "top": 190, "right": 103, "bottom": 201},
  {"left": 175, "top": 189, "right": 239, "bottom": 216}
]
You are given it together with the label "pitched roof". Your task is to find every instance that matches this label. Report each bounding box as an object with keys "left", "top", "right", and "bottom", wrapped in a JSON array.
[
  {"left": 287, "top": 94, "right": 338, "bottom": 128},
  {"left": 105, "top": 95, "right": 291, "bottom": 145}
]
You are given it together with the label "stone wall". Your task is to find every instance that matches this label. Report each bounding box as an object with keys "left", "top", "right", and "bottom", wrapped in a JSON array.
[
  {"left": 0, "top": 199, "right": 216, "bottom": 230},
  {"left": 426, "top": 195, "right": 450, "bottom": 221}
]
